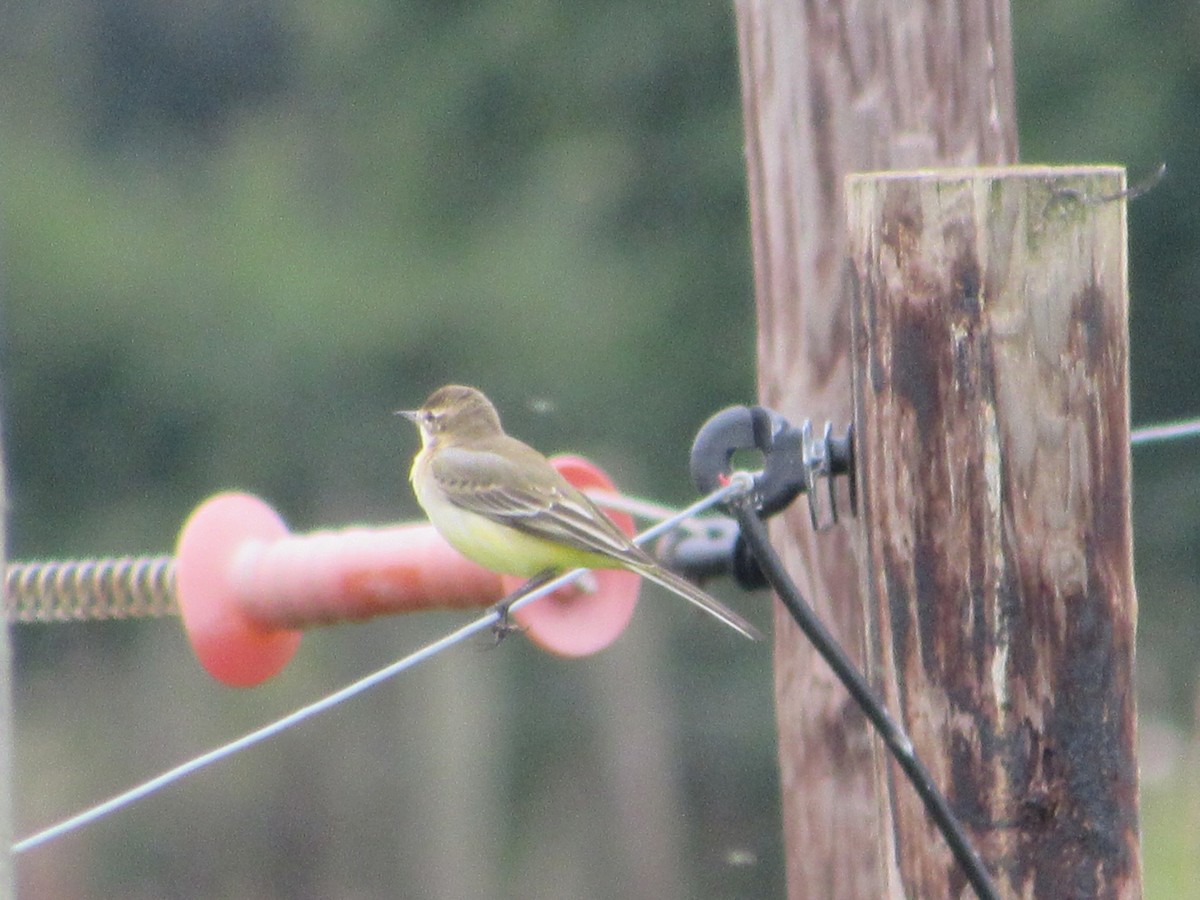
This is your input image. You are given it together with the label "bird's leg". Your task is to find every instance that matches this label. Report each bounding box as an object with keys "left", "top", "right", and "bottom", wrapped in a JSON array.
[{"left": 490, "top": 569, "right": 556, "bottom": 643}]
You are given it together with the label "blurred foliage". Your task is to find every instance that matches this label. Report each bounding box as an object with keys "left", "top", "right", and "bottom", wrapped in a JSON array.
[{"left": 1, "top": 0, "right": 1198, "bottom": 896}]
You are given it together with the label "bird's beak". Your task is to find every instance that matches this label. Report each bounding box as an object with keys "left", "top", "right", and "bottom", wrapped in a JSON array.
[{"left": 395, "top": 409, "right": 420, "bottom": 422}]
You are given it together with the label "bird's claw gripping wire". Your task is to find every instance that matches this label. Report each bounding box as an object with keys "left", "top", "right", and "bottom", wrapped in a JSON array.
[{"left": 488, "top": 570, "right": 555, "bottom": 644}]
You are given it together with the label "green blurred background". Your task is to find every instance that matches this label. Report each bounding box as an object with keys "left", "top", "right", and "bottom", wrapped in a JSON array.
[{"left": 3, "top": 0, "right": 1198, "bottom": 896}]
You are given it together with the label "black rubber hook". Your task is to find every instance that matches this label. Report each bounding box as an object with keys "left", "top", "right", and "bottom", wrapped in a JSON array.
[
  {"left": 671, "top": 404, "right": 854, "bottom": 591},
  {"left": 691, "top": 404, "right": 854, "bottom": 520}
]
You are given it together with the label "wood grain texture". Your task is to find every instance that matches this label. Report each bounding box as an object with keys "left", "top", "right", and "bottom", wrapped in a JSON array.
[
  {"left": 0, "top": 416, "right": 10, "bottom": 895},
  {"left": 848, "top": 167, "right": 1140, "bottom": 898},
  {"left": 733, "top": 1, "right": 1017, "bottom": 895}
]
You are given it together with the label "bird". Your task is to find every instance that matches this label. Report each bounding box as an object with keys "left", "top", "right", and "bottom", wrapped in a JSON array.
[{"left": 398, "top": 384, "right": 760, "bottom": 640}]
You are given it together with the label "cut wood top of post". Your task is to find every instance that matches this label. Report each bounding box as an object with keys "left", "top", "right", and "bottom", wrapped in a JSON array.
[{"left": 848, "top": 164, "right": 1124, "bottom": 182}]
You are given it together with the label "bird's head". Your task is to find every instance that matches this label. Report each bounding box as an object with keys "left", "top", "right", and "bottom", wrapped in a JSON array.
[{"left": 397, "top": 384, "right": 504, "bottom": 448}]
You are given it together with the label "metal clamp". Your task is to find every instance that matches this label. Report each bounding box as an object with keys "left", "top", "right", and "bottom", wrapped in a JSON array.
[{"left": 689, "top": 404, "right": 855, "bottom": 530}]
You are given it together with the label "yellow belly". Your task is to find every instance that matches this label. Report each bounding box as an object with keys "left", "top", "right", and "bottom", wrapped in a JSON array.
[{"left": 411, "top": 451, "right": 603, "bottom": 577}]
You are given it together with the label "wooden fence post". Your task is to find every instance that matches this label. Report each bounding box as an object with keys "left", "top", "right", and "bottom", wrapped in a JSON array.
[
  {"left": 0, "top": 421, "right": 12, "bottom": 896},
  {"left": 733, "top": 1, "right": 1017, "bottom": 895},
  {"left": 847, "top": 166, "right": 1141, "bottom": 897}
]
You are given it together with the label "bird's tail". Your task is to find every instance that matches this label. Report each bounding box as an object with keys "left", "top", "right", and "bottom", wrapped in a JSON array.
[{"left": 628, "top": 561, "right": 762, "bottom": 640}]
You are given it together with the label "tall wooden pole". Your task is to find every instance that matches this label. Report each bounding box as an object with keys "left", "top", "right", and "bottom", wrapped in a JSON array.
[
  {"left": 0, "top": 206, "right": 12, "bottom": 899},
  {"left": 733, "top": 2, "right": 1017, "bottom": 895},
  {"left": 0, "top": 426, "right": 12, "bottom": 896},
  {"left": 848, "top": 167, "right": 1140, "bottom": 897}
]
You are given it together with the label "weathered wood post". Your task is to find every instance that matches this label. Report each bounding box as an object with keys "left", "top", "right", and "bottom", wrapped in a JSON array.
[
  {"left": 847, "top": 167, "right": 1141, "bottom": 897},
  {"left": 733, "top": 1, "right": 1018, "bottom": 895},
  {"left": 0, "top": 426, "right": 12, "bottom": 895}
]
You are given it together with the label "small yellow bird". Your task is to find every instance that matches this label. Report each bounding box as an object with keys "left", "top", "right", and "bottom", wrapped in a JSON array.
[{"left": 399, "top": 385, "right": 760, "bottom": 639}]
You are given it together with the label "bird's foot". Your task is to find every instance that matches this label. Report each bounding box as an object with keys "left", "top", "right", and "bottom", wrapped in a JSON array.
[
  {"left": 488, "top": 599, "right": 527, "bottom": 645},
  {"left": 486, "top": 569, "right": 556, "bottom": 645}
]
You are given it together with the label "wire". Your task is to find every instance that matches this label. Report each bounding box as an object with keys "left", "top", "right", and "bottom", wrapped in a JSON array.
[
  {"left": 731, "top": 500, "right": 1000, "bottom": 900},
  {"left": 15, "top": 402, "right": 1191, "bottom": 854},
  {"left": 4, "top": 414, "right": 1193, "bottom": 626},
  {"left": 586, "top": 489, "right": 713, "bottom": 534},
  {"left": 3, "top": 490, "right": 704, "bottom": 625},
  {"left": 14, "top": 613, "right": 503, "bottom": 853},
  {"left": 12, "top": 478, "right": 750, "bottom": 854},
  {"left": 1130, "top": 415, "right": 1200, "bottom": 446},
  {"left": 16, "top": 398, "right": 1190, "bottom": 860}
]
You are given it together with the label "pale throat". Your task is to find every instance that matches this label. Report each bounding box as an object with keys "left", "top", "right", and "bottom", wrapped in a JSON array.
[{"left": 418, "top": 426, "right": 439, "bottom": 450}]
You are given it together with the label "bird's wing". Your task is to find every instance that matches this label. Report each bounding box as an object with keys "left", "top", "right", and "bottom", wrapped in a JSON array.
[
  {"left": 431, "top": 443, "right": 761, "bottom": 641},
  {"left": 429, "top": 443, "right": 648, "bottom": 566}
]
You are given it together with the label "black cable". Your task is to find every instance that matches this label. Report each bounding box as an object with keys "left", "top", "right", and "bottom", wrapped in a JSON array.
[{"left": 732, "top": 500, "right": 1000, "bottom": 900}]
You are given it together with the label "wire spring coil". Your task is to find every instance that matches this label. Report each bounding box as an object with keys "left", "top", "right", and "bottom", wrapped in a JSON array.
[{"left": 6, "top": 557, "right": 178, "bottom": 622}]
